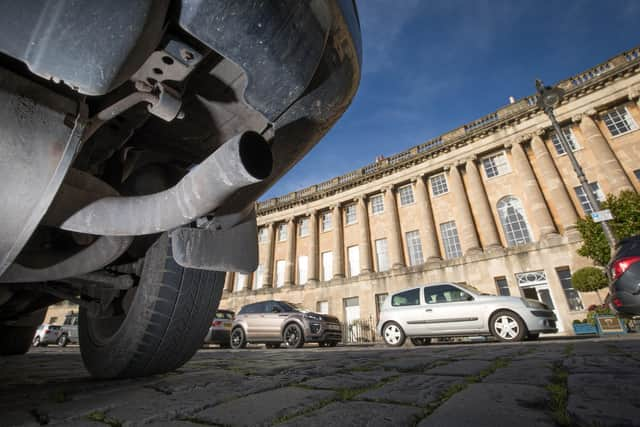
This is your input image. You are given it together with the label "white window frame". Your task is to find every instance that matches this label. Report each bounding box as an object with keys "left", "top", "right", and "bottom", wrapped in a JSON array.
[
  {"left": 317, "top": 300, "right": 329, "bottom": 314},
  {"left": 496, "top": 196, "right": 533, "bottom": 247},
  {"left": 253, "top": 264, "right": 264, "bottom": 289},
  {"left": 347, "top": 245, "right": 360, "bottom": 277},
  {"left": 258, "top": 227, "right": 268, "bottom": 244},
  {"left": 482, "top": 152, "right": 511, "bottom": 179},
  {"left": 344, "top": 204, "right": 357, "bottom": 225},
  {"left": 234, "top": 273, "right": 247, "bottom": 292},
  {"left": 321, "top": 212, "right": 332, "bottom": 232},
  {"left": 297, "top": 255, "right": 308, "bottom": 285},
  {"left": 275, "top": 260, "right": 286, "bottom": 287},
  {"left": 322, "top": 251, "right": 333, "bottom": 281},
  {"left": 405, "top": 230, "right": 424, "bottom": 266},
  {"left": 602, "top": 105, "right": 638, "bottom": 137},
  {"left": 277, "top": 223, "right": 287, "bottom": 242},
  {"left": 440, "top": 221, "right": 462, "bottom": 259},
  {"left": 298, "top": 218, "right": 309, "bottom": 237},
  {"left": 398, "top": 184, "right": 415, "bottom": 206},
  {"left": 573, "top": 182, "right": 605, "bottom": 215},
  {"left": 370, "top": 194, "right": 384, "bottom": 215},
  {"left": 550, "top": 126, "right": 581, "bottom": 155},
  {"left": 430, "top": 173, "right": 449, "bottom": 196},
  {"left": 375, "top": 238, "right": 390, "bottom": 272}
]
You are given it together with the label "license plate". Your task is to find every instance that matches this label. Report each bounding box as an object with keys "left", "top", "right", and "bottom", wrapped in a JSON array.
[{"left": 223, "top": 322, "right": 232, "bottom": 329}]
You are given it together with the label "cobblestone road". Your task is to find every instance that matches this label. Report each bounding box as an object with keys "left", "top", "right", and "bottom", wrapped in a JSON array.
[{"left": 1, "top": 336, "right": 639, "bottom": 427}]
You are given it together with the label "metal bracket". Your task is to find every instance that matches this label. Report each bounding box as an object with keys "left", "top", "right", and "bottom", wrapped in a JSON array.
[{"left": 171, "top": 211, "right": 259, "bottom": 273}]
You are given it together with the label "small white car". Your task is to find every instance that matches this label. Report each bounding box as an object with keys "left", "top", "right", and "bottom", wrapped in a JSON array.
[
  {"left": 57, "top": 313, "right": 79, "bottom": 347},
  {"left": 33, "top": 324, "right": 61, "bottom": 347},
  {"left": 378, "top": 283, "right": 557, "bottom": 346}
]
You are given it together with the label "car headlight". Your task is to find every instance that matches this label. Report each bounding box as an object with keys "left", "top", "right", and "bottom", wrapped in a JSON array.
[
  {"left": 304, "top": 313, "right": 323, "bottom": 321},
  {"left": 522, "top": 298, "right": 548, "bottom": 310}
]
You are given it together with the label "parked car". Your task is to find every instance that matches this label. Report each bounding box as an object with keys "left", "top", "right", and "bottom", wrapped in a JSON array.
[
  {"left": 609, "top": 235, "right": 640, "bottom": 315},
  {"left": 204, "top": 310, "right": 235, "bottom": 348},
  {"left": 33, "top": 324, "right": 61, "bottom": 347},
  {"left": 377, "top": 283, "right": 557, "bottom": 346},
  {"left": 230, "top": 300, "right": 342, "bottom": 349},
  {"left": 57, "top": 313, "right": 79, "bottom": 347},
  {"left": 0, "top": 1, "right": 361, "bottom": 378}
]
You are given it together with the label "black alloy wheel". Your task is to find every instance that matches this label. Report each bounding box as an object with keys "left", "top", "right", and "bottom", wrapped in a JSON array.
[
  {"left": 283, "top": 323, "right": 304, "bottom": 348},
  {"left": 230, "top": 327, "right": 247, "bottom": 349}
]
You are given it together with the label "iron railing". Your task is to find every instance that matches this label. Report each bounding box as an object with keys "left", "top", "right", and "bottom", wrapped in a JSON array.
[{"left": 341, "top": 317, "right": 377, "bottom": 344}]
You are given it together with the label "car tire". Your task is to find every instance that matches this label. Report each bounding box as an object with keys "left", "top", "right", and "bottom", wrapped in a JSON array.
[
  {"left": 328, "top": 341, "right": 338, "bottom": 347},
  {"left": 230, "top": 327, "right": 247, "bottom": 349},
  {"left": 490, "top": 310, "right": 526, "bottom": 342},
  {"left": 57, "top": 334, "right": 68, "bottom": 347},
  {"left": 0, "top": 325, "right": 38, "bottom": 355},
  {"left": 283, "top": 323, "right": 305, "bottom": 349},
  {"left": 32, "top": 336, "right": 41, "bottom": 347},
  {"left": 410, "top": 337, "right": 431, "bottom": 346},
  {"left": 382, "top": 321, "right": 406, "bottom": 347},
  {"left": 78, "top": 233, "right": 224, "bottom": 379}
]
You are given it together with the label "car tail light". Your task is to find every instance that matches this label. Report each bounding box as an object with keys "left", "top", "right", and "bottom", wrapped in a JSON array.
[
  {"left": 613, "top": 298, "right": 623, "bottom": 308},
  {"left": 611, "top": 256, "right": 640, "bottom": 281},
  {"left": 212, "top": 320, "right": 222, "bottom": 327},
  {"left": 44, "top": 329, "right": 49, "bottom": 334}
]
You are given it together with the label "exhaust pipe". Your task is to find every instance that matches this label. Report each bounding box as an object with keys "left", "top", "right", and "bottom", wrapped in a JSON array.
[
  {"left": 59, "top": 131, "right": 272, "bottom": 236},
  {"left": 0, "top": 236, "right": 132, "bottom": 283}
]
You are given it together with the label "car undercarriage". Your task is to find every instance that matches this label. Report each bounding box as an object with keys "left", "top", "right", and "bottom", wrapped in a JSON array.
[{"left": 0, "top": 0, "right": 361, "bottom": 378}]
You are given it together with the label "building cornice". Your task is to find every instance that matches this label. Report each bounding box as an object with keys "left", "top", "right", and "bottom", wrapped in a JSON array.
[{"left": 256, "top": 46, "right": 640, "bottom": 216}]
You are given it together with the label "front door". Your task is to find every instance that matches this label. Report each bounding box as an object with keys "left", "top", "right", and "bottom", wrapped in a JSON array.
[
  {"left": 343, "top": 297, "right": 360, "bottom": 343},
  {"left": 421, "top": 284, "right": 484, "bottom": 334},
  {"left": 517, "top": 271, "right": 563, "bottom": 332}
]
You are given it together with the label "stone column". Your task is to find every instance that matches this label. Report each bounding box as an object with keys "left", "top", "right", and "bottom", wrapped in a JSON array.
[
  {"left": 577, "top": 112, "right": 633, "bottom": 192},
  {"left": 356, "top": 196, "right": 373, "bottom": 273},
  {"left": 262, "top": 222, "right": 275, "bottom": 288},
  {"left": 308, "top": 211, "right": 319, "bottom": 283},
  {"left": 245, "top": 271, "right": 253, "bottom": 291},
  {"left": 224, "top": 271, "right": 234, "bottom": 293},
  {"left": 530, "top": 133, "right": 579, "bottom": 233},
  {"left": 464, "top": 157, "right": 501, "bottom": 250},
  {"left": 384, "top": 185, "right": 405, "bottom": 268},
  {"left": 447, "top": 164, "right": 481, "bottom": 255},
  {"left": 510, "top": 142, "right": 557, "bottom": 239},
  {"left": 332, "top": 204, "right": 345, "bottom": 278},
  {"left": 284, "top": 218, "right": 296, "bottom": 286},
  {"left": 413, "top": 175, "right": 441, "bottom": 260}
]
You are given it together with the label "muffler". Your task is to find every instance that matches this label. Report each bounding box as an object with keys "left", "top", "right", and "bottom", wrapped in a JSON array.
[{"left": 58, "top": 131, "right": 272, "bottom": 236}]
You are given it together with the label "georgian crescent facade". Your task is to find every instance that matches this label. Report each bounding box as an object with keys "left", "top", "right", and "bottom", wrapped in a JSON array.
[{"left": 220, "top": 46, "right": 640, "bottom": 335}]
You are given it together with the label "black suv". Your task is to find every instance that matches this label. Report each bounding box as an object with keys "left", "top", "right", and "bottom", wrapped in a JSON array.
[
  {"left": 231, "top": 300, "right": 342, "bottom": 349},
  {"left": 609, "top": 235, "right": 640, "bottom": 315}
]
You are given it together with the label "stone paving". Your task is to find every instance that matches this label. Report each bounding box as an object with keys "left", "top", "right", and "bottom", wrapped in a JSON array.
[{"left": 1, "top": 336, "right": 639, "bottom": 426}]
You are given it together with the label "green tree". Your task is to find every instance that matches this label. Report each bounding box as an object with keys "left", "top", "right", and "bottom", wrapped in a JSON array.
[
  {"left": 571, "top": 267, "right": 608, "bottom": 304},
  {"left": 576, "top": 190, "right": 640, "bottom": 266}
]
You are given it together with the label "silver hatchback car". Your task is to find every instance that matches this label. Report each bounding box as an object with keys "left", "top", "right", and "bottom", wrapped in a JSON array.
[{"left": 378, "top": 283, "right": 557, "bottom": 346}]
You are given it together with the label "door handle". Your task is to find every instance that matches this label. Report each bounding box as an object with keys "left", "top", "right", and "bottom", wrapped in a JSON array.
[
  {"left": 278, "top": 314, "right": 288, "bottom": 317},
  {"left": 425, "top": 309, "right": 432, "bottom": 312}
]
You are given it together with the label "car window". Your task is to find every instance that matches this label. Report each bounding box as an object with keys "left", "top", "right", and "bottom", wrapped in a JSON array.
[
  {"left": 239, "top": 303, "right": 258, "bottom": 315},
  {"left": 391, "top": 289, "right": 420, "bottom": 306},
  {"left": 424, "top": 285, "right": 473, "bottom": 304},
  {"left": 49, "top": 325, "right": 61, "bottom": 330},
  {"left": 261, "top": 301, "right": 282, "bottom": 313},
  {"left": 215, "top": 311, "right": 234, "bottom": 320}
]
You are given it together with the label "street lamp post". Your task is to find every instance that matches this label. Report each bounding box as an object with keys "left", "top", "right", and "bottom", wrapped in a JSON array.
[{"left": 535, "top": 80, "right": 617, "bottom": 250}]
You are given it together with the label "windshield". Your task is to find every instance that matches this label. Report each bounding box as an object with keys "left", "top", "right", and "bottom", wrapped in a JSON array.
[
  {"left": 215, "top": 311, "right": 234, "bottom": 320},
  {"left": 455, "top": 283, "right": 486, "bottom": 295},
  {"left": 279, "top": 301, "right": 307, "bottom": 312}
]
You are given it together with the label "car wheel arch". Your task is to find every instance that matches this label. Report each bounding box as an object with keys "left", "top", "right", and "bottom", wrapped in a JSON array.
[
  {"left": 488, "top": 309, "right": 528, "bottom": 338},
  {"left": 281, "top": 319, "right": 304, "bottom": 339}
]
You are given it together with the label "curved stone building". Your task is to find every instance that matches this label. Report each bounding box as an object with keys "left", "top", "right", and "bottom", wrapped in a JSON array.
[{"left": 220, "top": 46, "right": 640, "bottom": 336}]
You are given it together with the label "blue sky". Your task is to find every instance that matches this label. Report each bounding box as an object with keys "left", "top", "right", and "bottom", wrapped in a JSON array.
[{"left": 263, "top": 0, "right": 640, "bottom": 199}]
